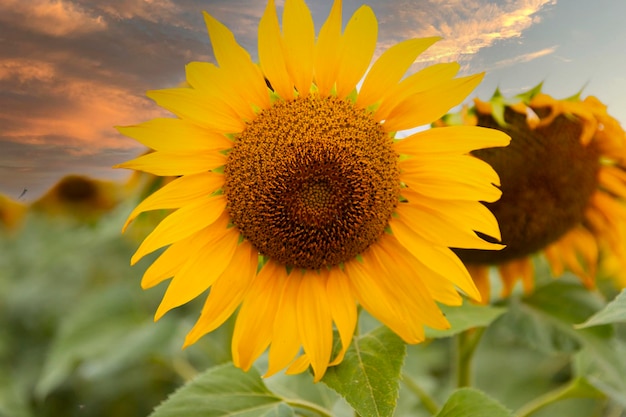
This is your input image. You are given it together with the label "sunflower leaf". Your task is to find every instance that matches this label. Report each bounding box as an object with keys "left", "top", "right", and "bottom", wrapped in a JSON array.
[
  {"left": 321, "top": 326, "right": 405, "bottom": 417},
  {"left": 575, "top": 289, "right": 626, "bottom": 328},
  {"left": 497, "top": 280, "right": 610, "bottom": 354},
  {"left": 435, "top": 388, "right": 512, "bottom": 417},
  {"left": 425, "top": 302, "right": 507, "bottom": 338},
  {"left": 149, "top": 363, "right": 292, "bottom": 417},
  {"left": 496, "top": 280, "right": 626, "bottom": 404}
]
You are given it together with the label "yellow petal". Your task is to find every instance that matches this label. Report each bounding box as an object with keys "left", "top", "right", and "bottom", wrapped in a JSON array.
[
  {"left": 123, "top": 172, "right": 224, "bottom": 231},
  {"left": 375, "top": 62, "right": 460, "bottom": 121},
  {"left": 202, "top": 12, "right": 269, "bottom": 109},
  {"left": 390, "top": 216, "right": 480, "bottom": 301},
  {"left": 314, "top": 0, "right": 342, "bottom": 96},
  {"left": 297, "top": 269, "right": 333, "bottom": 382},
  {"left": 344, "top": 254, "right": 424, "bottom": 343},
  {"left": 383, "top": 74, "right": 484, "bottom": 132},
  {"left": 394, "top": 200, "right": 503, "bottom": 251},
  {"left": 283, "top": 0, "right": 315, "bottom": 96},
  {"left": 115, "top": 150, "right": 226, "bottom": 176},
  {"left": 599, "top": 166, "right": 626, "bottom": 199},
  {"left": 185, "top": 62, "right": 257, "bottom": 121},
  {"left": 184, "top": 241, "right": 258, "bottom": 347},
  {"left": 499, "top": 258, "right": 534, "bottom": 297},
  {"left": 266, "top": 271, "right": 302, "bottom": 377},
  {"left": 356, "top": 37, "right": 440, "bottom": 109},
  {"left": 335, "top": 5, "right": 377, "bottom": 98},
  {"left": 259, "top": 0, "right": 293, "bottom": 99},
  {"left": 232, "top": 260, "right": 286, "bottom": 371},
  {"left": 117, "top": 118, "right": 232, "bottom": 153},
  {"left": 394, "top": 125, "right": 511, "bottom": 156},
  {"left": 466, "top": 265, "right": 491, "bottom": 305},
  {"left": 147, "top": 88, "right": 244, "bottom": 133},
  {"left": 401, "top": 187, "right": 503, "bottom": 243},
  {"left": 370, "top": 234, "right": 454, "bottom": 330},
  {"left": 131, "top": 195, "right": 226, "bottom": 264},
  {"left": 286, "top": 354, "right": 311, "bottom": 375},
  {"left": 141, "top": 231, "right": 200, "bottom": 289},
  {"left": 327, "top": 268, "right": 357, "bottom": 366},
  {"left": 399, "top": 155, "right": 503, "bottom": 203},
  {"left": 155, "top": 225, "right": 240, "bottom": 320}
]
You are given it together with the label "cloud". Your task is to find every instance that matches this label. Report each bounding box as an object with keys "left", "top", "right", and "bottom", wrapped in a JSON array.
[
  {"left": 487, "top": 45, "right": 558, "bottom": 70},
  {"left": 0, "top": 0, "right": 107, "bottom": 36},
  {"left": 0, "top": 57, "right": 165, "bottom": 153},
  {"left": 374, "top": 0, "right": 557, "bottom": 64}
]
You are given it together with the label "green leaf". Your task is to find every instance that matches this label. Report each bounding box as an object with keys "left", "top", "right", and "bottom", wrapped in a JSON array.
[
  {"left": 426, "top": 302, "right": 507, "bottom": 338},
  {"left": 149, "top": 363, "right": 292, "bottom": 417},
  {"left": 497, "top": 280, "right": 610, "bottom": 354},
  {"left": 265, "top": 370, "right": 338, "bottom": 412},
  {"left": 497, "top": 281, "right": 626, "bottom": 406},
  {"left": 259, "top": 403, "right": 295, "bottom": 417},
  {"left": 321, "top": 326, "right": 406, "bottom": 417},
  {"left": 576, "top": 289, "right": 626, "bottom": 328},
  {"left": 513, "top": 376, "right": 605, "bottom": 417},
  {"left": 435, "top": 388, "right": 512, "bottom": 417},
  {"left": 575, "top": 339, "right": 626, "bottom": 407},
  {"left": 35, "top": 285, "right": 174, "bottom": 397}
]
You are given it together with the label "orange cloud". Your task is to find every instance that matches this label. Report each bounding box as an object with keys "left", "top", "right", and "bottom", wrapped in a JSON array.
[
  {"left": 376, "top": 0, "right": 556, "bottom": 63},
  {"left": 0, "top": 57, "right": 164, "bottom": 154},
  {"left": 0, "top": 0, "right": 107, "bottom": 36}
]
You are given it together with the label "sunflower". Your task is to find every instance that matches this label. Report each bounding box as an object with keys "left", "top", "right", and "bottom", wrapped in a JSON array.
[
  {"left": 31, "top": 175, "right": 124, "bottom": 223},
  {"left": 116, "top": 0, "right": 510, "bottom": 381},
  {"left": 0, "top": 193, "right": 26, "bottom": 232},
  {"left": 438, "top": 85, "right": 626, "bottom": 302}
]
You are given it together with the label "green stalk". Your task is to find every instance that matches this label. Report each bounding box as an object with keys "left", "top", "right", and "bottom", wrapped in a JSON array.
[
  {"left": 455, "top": 327, "right": 485, "bottom": 388},
  {"left": 402, "top": 372, "right": 440, "bottom": 415},
  {"left": 514, "top": 378, "right": 601, "bottom": 417}
]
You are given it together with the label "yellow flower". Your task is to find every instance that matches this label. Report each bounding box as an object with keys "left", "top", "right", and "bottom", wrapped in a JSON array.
[
  {"left": 441, "top": 86, "right": 626, "bottom": 302},
  {"left": 31, "top": 175, "right": 124, "bottom": 223},
  {"left": 116, "top": 0, "right": 509, "bottom": 381},
  {"left": 0, "top": 193, "right": 26, "bottom": 232}
]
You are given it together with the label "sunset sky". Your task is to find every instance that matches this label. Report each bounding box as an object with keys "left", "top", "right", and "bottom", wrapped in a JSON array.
[{"left": 1, "top": 0, "right": 625, "bottom": 201}]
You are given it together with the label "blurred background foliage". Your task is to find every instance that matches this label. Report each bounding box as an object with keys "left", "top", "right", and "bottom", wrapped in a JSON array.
[{"left": 1, "top": 174, "right": 625, "bottom": 417}]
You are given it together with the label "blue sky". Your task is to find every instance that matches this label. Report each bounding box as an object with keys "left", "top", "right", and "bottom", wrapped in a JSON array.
[{"left": 0, "top": 0, "right": 624, "bottom": 200}]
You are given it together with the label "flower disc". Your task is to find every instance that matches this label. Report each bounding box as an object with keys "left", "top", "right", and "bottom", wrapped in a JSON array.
[
  {"left": 225, "top": 95, "right": 400, "bottom": 269},
  {"left": 457, "top": 106, "right": 601, "bottom": 264}
]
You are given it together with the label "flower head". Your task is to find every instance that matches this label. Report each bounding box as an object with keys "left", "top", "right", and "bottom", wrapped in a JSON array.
[
  {"left": 31, "top": 175, "right": 124, "bottom": 223},
  {"left": 439, "top": 85, "right": 626, "bottom": 301},
  {"left": 117, "top": 0, "right": 509, "bottom": 380}
]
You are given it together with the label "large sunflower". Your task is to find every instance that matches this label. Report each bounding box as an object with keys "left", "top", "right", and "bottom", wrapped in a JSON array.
[
  {"left": 116, "top": 0, "right": 510, "bottom": 381},
  {"left": 438, "top": 86, "right": 626, "bottom": 302}
]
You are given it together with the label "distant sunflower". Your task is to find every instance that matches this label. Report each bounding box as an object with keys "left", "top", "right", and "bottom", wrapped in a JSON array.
[
  {"left": 31, "top": 175, "right": 123, "bottom": 222},
  {"left": 117, "top": 0, "right": 509, "bottom": 381},
  {"left": 0, "top": 193, "right": 26, "bottom": 232},
  {"left": 439, "top": 85, "right": 626, "bottom": 302}
]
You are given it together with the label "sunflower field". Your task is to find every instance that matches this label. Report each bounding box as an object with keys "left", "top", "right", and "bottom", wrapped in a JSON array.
[{"left": 2, "top": 0, "right": 626, "bottom": 416}]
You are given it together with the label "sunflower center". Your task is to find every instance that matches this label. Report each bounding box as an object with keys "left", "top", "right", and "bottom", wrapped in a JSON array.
[
  {"left": 456, "top": 106, "right": 601, "bottom": 264},
  {"left": 58, "top": 176, "right": 97, "bottom": 202},
  {"left": 224, "top": 95, "right": 399, "bottom": 270}
]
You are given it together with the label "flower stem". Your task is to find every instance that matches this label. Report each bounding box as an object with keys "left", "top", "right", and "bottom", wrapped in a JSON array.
[
  {"left": 455, "top": 327, "right": 485, "bottom": 387},
  {"left": 514, "top": 379, "right": 587, "bottom": 417},
  {"left": 284, "top": 398, "right": 333, "bottom": 417},
  {"left": 402, "top": 372, "right": 440, "bottom": 415}
]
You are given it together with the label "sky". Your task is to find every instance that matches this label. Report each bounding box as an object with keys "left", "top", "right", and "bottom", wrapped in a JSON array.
[{"left": 1, "top": 0, "right": 625, "bottom": 201}]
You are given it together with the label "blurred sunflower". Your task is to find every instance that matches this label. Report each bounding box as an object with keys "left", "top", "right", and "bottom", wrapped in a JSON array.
[
  {"left": 117, "top": 0, "right": 509, "bottom": 380},
  {"left": 0, "top": 193, "right": 26, "bottom": 232},
  {"left": 439, "top": 85, "right": 626, "bottom": 302},
  {"left": 31, "top": 175, "right": 124, "bottom": 223}
]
